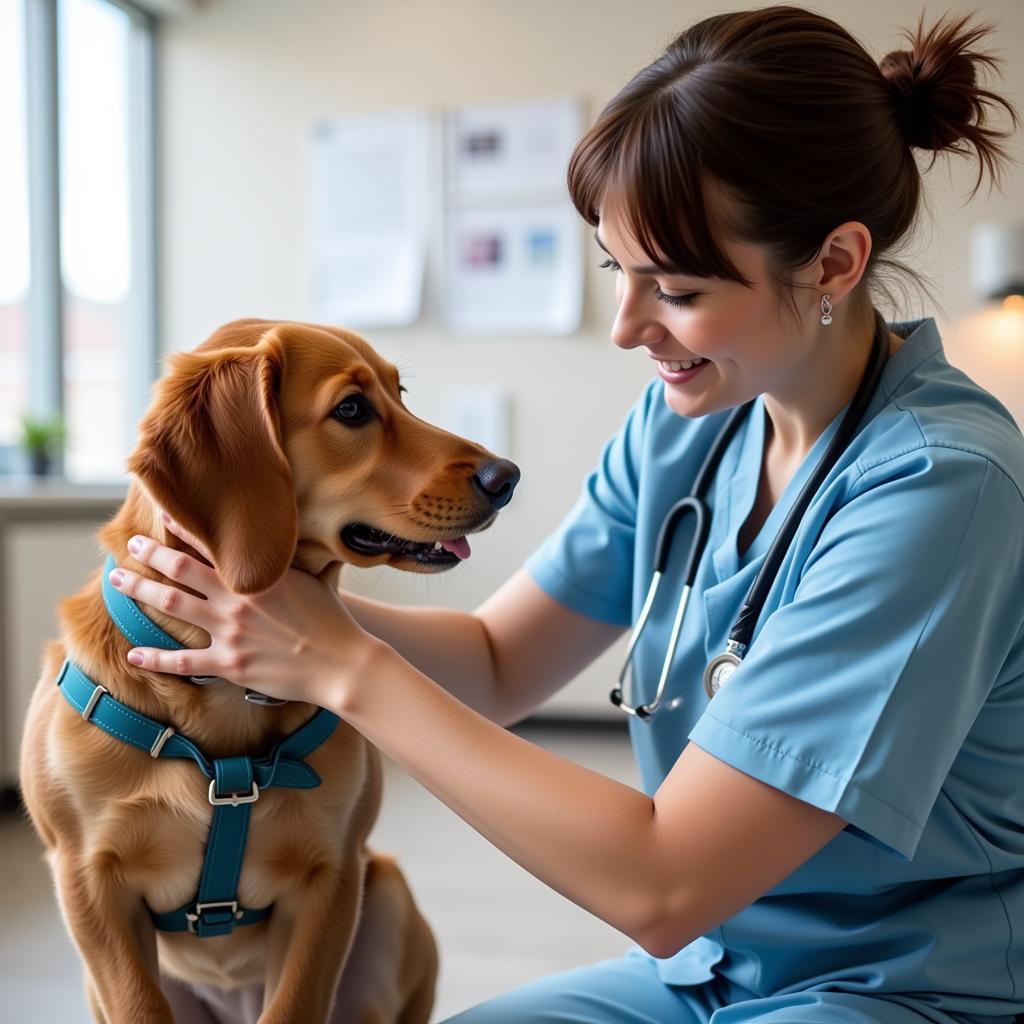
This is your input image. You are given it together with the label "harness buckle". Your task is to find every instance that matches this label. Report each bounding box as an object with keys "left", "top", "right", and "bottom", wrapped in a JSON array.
[
  {"left": 150, "top": 726, "right": 175, "bottom": 758},
  {"left": 82, "top": 685, "right": 109, "bottom": 722},
  {"left": 185, "top": 899, "right": 242, "bottom": 934},
  {"left": 208, "top": 779, "right": 260, "bottom": 806}
]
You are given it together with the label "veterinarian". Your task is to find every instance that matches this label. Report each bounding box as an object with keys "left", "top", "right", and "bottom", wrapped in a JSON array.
[{"left": 109, "top": 6, "right": 1024, "bottom": 1022}]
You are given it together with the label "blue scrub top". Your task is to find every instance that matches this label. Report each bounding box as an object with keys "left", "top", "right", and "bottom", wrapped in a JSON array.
[{"left": 523, "top": 316, "right": 1024, "bottom": 1018}]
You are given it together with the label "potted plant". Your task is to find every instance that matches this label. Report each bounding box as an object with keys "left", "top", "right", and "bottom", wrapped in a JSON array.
[{"left": 19, "top": 412, "right": 66, "bottom": 477}]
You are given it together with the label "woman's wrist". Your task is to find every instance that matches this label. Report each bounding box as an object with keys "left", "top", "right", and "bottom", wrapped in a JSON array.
[{"left": 326, "top": 635, "right": 397, "bottom": 718}]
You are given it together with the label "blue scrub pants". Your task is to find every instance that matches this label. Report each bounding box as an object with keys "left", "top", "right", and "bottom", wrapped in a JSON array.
[{"left": 439, "top": 947, "right": 1016, "bottom": 1024}]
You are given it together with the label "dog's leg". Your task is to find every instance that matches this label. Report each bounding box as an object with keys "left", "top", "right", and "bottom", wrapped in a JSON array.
[
  {"left": 84, "top": 974, "right": 110, "bottom": 1024},
  {"left": 394, "top": 904, "right": 438, "bottom": 1024},
  {"left": 258, "top": 853, "right": 369, "bottom": 1024},
  {"left": 54, "top": 849, "right": 174, "bottom": 1024},
  {"left": 331, "top": 853, "right": 438, "bottom": 1024},
  {"left": 273, "top": 852, "right": 438, "bottom": 1024}
]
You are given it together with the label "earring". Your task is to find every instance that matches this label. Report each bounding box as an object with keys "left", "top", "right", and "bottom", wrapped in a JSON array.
[{"left": 820, "top": 294, "right": 833, "bottom": 326}]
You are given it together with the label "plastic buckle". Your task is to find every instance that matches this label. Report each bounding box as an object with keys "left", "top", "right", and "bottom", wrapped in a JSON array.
[
  {"left": 185, "top": 900, "right": 241, "bottom": 934},
  {"left": 207, "top": 779, "right": 259, "bottom": 806}
]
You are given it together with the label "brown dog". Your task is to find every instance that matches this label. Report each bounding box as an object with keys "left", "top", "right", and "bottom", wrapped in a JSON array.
[{"left": 18, "top": 318, "right": 520, "bottom": 1024}]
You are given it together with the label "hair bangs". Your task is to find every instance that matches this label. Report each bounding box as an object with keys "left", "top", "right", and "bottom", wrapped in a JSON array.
[{"left": 567, "top": 89, "right": 754, "bottom": 287}]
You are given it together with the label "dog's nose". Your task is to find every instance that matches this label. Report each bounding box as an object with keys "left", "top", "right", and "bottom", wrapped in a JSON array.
[{"left": 472, "top": 459, "right": 521, "bottom": 510}]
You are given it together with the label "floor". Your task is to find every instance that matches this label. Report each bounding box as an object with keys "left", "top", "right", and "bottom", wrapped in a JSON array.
[{"left": 1, "top": 718, "right": 641, "bottom": 1023}]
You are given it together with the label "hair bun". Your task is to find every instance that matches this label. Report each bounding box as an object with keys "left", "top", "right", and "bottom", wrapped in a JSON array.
[
  {"left": 879, "top": 11, "right": 1005, "bottom": 153},
  {"left": 881, "top": 47, "right": 964, "bottom": 150}
]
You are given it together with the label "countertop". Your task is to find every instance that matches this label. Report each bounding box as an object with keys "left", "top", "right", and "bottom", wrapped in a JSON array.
[{"left": 0, "top": 478, "right": 128, "bottom": 511}]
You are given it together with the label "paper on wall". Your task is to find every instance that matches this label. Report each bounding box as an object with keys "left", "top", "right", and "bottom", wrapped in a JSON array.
[
  {"left": 443, "top": 201, "right": 582, "bottom": 336},
  {"left": 443, "top": 98, "right": 584, "bottom": 336},
  {"left": 310, "top": 111, "right": 429, "bottom": 328}
]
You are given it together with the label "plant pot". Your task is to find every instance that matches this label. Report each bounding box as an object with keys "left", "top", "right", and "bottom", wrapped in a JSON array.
[{"left": 29, "top": 450, "right": 51, "bottom": 477}]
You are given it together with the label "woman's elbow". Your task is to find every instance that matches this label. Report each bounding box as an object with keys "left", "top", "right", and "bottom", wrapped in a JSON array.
[
  {"left": 633, "top": 894, "right": 700, "bottom": 961},
  {"left": 635, "top": 925, "right": 687, "bottom": 962}
]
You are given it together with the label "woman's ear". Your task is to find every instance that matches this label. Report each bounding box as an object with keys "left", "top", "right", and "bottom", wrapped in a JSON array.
[
  {"left": 127, "top": 336, "right": 297, "bottom": 594},
  {"left": 813, "top": 221, "right": 873, "bottom": 302}
]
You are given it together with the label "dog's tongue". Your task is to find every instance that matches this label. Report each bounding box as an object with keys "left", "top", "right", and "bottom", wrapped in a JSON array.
[{"left": 441, "top": 536, "right": 472, "bottom": 560}]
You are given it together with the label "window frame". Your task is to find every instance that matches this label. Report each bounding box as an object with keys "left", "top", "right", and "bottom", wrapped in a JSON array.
[{"left": 20, "top": 0, "right": 157, "bottom": 479}]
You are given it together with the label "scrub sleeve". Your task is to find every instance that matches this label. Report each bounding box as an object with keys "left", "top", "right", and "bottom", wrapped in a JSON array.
[{"left": 691, "top": 448, "right": 1024, "bottom": 864}]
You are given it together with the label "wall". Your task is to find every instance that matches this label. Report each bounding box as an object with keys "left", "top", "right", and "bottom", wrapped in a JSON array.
[{"left": 157, "top": 0, "right": 1024, "bottom": 716}]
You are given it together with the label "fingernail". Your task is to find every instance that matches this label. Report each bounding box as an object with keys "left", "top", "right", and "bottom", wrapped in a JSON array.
[
  {"left": 161, "top": 510, "right": 172, "bottom": 526},
  {"left": 127, "top": 536, "right": 143, "bottom": 554},
  {"left": 109, "top": 569, "right": 125, "bottom": 587},
  {"left": 127, "top": 651, "right": 144, "bottom": 666}
]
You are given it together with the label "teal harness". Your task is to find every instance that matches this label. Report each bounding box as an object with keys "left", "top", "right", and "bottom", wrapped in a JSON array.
[{"left": 56, "top": 553, "right": 340, "bottom": 938}]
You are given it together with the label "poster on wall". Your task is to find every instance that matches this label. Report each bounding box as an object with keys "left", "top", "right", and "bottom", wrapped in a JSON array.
[
  {"left": 310, "top": 110, "right": 429, "bottom": 328},
  {"left": 443, "top": 98, "right": 584, "bottom": 336}
]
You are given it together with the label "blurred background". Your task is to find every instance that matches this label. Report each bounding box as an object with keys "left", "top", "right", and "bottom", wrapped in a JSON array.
[{"left": 1, "top": 1, "right": 1021, "bottom": 1020}]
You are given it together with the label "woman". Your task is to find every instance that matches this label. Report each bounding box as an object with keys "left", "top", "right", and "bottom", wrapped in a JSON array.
[{"left": 111, "top": 6, "right": 1024, "bottom": 1022}]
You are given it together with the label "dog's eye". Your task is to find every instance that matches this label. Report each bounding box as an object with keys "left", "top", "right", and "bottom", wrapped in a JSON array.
[{"left": 332, "top": 393, "right": 374, "bottom": 425}]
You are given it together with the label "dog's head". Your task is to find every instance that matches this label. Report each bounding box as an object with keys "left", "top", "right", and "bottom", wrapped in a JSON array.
[{"left": 126, "top": 318, "right": 519, "bottom": 594}]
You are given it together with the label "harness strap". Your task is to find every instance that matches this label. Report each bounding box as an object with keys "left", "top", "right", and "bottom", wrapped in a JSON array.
[{"left": 57, "top": 652, "right": 340, "bottom": 938}]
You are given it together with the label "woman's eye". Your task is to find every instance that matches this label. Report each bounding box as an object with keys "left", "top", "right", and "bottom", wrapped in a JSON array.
[
  {"left": 655, "top": 289, "right": 699, "bottom": 308},
  {"left": 597, "top": 258, "right": 699, "bottom": 308},
  {"left": 332, "top": 393, "right": 374, "bottom": 425}
]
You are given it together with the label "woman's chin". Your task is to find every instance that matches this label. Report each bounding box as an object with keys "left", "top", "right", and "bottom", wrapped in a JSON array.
[{"left": 661, "top": 380, "right": 711, "bottom": 418}]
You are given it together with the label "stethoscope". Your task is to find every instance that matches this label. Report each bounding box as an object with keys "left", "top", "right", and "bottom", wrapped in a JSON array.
[{"left": 610, "top": 309, "right": 891, "bottom": 719}]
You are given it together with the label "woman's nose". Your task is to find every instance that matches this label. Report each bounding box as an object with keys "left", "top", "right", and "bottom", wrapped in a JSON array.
[{"left": 610, "top": 289, "right": 666, "bottom": 351}]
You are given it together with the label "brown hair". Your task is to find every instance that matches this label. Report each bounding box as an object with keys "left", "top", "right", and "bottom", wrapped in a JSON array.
[{"left": 567, "top": 5, "right": 1020, "bottom": 322}]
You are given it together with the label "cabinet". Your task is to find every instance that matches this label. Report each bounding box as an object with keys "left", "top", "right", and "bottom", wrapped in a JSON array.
[{"left": 0, "top": 484, "right": 125, "bottom": 789}]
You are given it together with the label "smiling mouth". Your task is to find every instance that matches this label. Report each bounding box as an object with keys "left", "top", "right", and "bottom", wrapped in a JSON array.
[{"left": 340, "top": 522, "right": 481, "bottom": 567}]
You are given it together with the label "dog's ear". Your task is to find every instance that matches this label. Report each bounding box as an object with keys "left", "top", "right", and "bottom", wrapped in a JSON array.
[{"left": 127, "top": 335, "right": 296, "bottom": 594}]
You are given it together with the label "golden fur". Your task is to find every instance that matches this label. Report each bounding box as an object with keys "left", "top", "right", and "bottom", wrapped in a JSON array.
[{"left": 20, "top": 319, "right": 509, "bottom": 1023}]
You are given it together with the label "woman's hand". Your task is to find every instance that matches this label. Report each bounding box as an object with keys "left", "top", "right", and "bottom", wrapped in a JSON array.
[{"left": 107, "top": 512, "right": 387, "bottom": 708}]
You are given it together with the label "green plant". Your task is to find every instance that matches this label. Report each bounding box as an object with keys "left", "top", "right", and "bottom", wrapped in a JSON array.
[{"left": 19, "top": 412, "right": 66, "bottom": 454}]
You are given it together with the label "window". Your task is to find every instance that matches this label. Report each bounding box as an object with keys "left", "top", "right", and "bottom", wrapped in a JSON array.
[
  {"left": 2, "top": 0, "right": 155, "bottom": 483},
  {"left": 0, "top": 0, "right": 31, "bottom": 459},
  {"left": 60, "top": 0, "right": 135, "bottom": 481}
]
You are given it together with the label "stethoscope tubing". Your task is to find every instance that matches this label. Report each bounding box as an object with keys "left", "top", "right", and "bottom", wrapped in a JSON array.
[
  {"left": 731, "top": 308, "right": 890, "bottom": 652},
  {"left": 611, "top": 309, "right": 891, "bottom": 719},
  {"left": 610, "top": 413, "right": 748, "bottom": 718}
]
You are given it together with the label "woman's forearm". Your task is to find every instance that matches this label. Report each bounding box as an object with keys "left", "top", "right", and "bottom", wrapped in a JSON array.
[
  {"left": 337, "top": 590, "right": 504, "bottom": 721},
  {"left": 331, "top": 642, "right": 664, "bottom": 953}
]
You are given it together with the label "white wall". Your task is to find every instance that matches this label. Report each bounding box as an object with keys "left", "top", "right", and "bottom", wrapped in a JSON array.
[{"left": 157, "top": 0, "right": 1024, "bottom": 716}]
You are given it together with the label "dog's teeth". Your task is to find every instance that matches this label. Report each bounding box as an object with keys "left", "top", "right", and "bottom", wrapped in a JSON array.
[{"left": 433, "top": 541, "right": 443, "bottom": 551}]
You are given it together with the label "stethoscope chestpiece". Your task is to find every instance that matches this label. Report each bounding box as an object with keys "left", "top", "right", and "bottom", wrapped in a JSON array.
[{"left": 702, "top": 650, "right": 742, "bottom": 699}]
